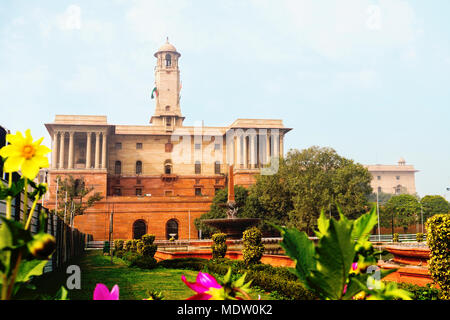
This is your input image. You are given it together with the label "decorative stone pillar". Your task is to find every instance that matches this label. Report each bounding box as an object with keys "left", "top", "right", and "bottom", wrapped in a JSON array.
[
  {"left": 250, "top": 134, "right": 256, "bottom": 169},
  {"left": 272, "top": 130, "right": 279, "bottom": 159},
  {"left": 280, "top": 133, "right": 284, "bottom": 158},
  {"left": 51, "top": 131, "right": 58, "bottom": 169},
  {"left": 101, "top": 132, "right": 107, "bottom": 169},
  {"left": 94, "top": 132, "right": 100, "bottom": 169},
  {"left": 236, "top": 134, "right": 242, "bottom": 168},
  {"left": 86, "top": 132, "right": 92, "bottom": 169},
  {"left": 265, "top": 130, "right": 271, "bottom": 164},
  {"left": 59, "top": 132, "right": 65, "bottom": 169},
  {"left": 243, "top": 134, "right": 248, "bottom": 169},
  {"left": 68, "top": 131, "right": 74, "bottom": 169}
]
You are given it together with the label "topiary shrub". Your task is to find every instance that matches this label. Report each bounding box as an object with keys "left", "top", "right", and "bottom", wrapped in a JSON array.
[
  {"left": 142, "top": 234, "right": 156, "bottom": 245},
  {"left": 124, "top": 240, "right": 133, "bottom": 252},
  {"left": 136, "top": 240, "right": 144, "bottom": 255},
  {"left": 242, "top": 227, "right": 264, "bottom": 266},
  {"left": 116, "top": 239, "right": 124, "bottom": 251},
  {"left": 211, "top": 233, "right": 227, "bottom": 259},
  {"left": 131, "top": 239, "right": 140, "bottom": 252},
  {"left": 426, "top": 214, "right": 450, "bottom": 300},
  {"left": 393, "top": 233, "right": 399, "bottom": 242},
  {"left": 416, "top": 233, "right": 424, "bottom": 243}
]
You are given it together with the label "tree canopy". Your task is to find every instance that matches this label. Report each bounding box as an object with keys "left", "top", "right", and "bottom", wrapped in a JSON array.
[
  {"left": 421, "top": 195, "right": 450, "bottom": 222},
  {"left": 382, "top": 194, "right": 421, "bottom": 233}
]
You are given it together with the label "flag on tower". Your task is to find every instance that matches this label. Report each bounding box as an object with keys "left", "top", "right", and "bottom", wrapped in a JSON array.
[{"left": 151, "top": 87, "right": 158, "bottom": 99}]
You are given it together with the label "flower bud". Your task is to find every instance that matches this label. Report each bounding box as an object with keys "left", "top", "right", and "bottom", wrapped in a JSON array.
[{"left": 27, "top": 233, "right": 56, "bottom": 259}]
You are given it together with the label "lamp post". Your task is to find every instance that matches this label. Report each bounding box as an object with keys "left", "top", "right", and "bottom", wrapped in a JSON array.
[{"left": 376, "top": 189, "right": 381, "bottom": 242}]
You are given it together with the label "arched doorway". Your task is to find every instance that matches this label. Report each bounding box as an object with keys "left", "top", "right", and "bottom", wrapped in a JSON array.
[
  {"left": 166, "top": 219, "right": 179, "bottom": 240},
  {"left": 132, "top": 220, "right": 147, "bottom": 239}
]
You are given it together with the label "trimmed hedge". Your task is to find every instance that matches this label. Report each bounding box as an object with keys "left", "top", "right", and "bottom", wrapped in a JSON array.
[
  {"left": 211, "top": 233, "right": 227, "bottom": 260},
  {"left": 426, "top": 214, "right": 450, "bottom": 300},
  {"left": 242, "top": 227, "right": 264, "bottom": 266},
  {"left": 157, "top": 257, "right": 315, "bottom": 300},
  {"left": 393, "top": 233, "right": 399, "bottom": 242}
]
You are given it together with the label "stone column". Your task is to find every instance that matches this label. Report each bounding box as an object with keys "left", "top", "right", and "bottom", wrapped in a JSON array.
[
  {"left": 86, "top": 132, "right": 92, "bottom": 169},
  {"left": 59, "top": 132, "right": 65, "bottom": 169},
  {"left": 51, "top": 131, "right": 58, "bottom": 169},
  {"left": 68, "top": 131, "right": 74, "bottom": 169},
  {"left": 265, "top": 130, "right": 271, "bottom": 164},
  {"left": 280, "top": 133, "right": 284, "bottom": 158},
  {"left": 101, "top": 132, "right": 107, "bottom": 169},
  {"left": 243, "top": 134, "right": 248, "bottom": 169},
  {"left": 236, "top": 134, "right": 242, "bottom": 168},
  {"left": 250, "top": 134, "right": 256, "bottom": 169},
  {"left": 273, "top": 130, "right": 279, "bottom": 159},
  {"left": 94, "top": 132, "right": 100, "bottom": 169}
]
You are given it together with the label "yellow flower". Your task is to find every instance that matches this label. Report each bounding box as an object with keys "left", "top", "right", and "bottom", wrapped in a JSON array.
[{"left": 0, "top": 129, "right": 51, "bottom": 179}]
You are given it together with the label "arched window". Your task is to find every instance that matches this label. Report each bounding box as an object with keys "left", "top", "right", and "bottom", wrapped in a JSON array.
[
  {"left": 132, "top": 220, "right": 147, "bottom": 239},
  {"left": 164, "top": 159, "right": 172, "bottom": 174},
  {"left": 165, "top": 106, "right": 170, "bottom": 111},
  {"left": 166, "top": 219, "right": 178, "bottom": 240},
  {"left": 114, "top": 161, "right": 121, "bottom": 175},
  {"left": 165, "top": 53, "right": 171, "bottom": 67},
  {"left": 136, "top": 160, "right": 142, "bottom": 174}
]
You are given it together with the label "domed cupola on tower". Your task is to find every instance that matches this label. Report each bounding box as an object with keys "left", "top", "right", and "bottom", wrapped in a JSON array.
[{"left": 150, "top": 38, "right": 185, "bottom": 131}]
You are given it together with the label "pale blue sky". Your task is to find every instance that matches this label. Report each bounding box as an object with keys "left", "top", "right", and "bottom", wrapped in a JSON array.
[{"left": 0, "top": 0, "right": 449, "bottom": 199}]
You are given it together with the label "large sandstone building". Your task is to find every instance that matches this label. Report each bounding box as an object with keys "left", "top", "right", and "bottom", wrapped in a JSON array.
[
  {"left": 365, "top": 158, "right": 418, "bottom": 195},
  {"left": 44, "top": 40, "right": 291, "bottom": 240}
]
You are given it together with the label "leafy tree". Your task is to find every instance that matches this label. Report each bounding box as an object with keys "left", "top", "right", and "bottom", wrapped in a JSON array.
[
  {"left": 383, "top": 194, "right": 420, "bottom": 234},
  {"left": 55, "top": 175, "right": 103, "bottom": 221},
  {"left": 245, "top": 146, "right": 373, "bottom": 234},
  {"left": 195, "top": 186, "right": 248, "bottom": 238},
  {"left": 420, "top": 195, "right": 450, "bottom": 222}
]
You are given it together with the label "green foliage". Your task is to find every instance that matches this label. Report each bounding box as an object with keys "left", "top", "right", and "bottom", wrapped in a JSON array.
[
  {"left": 393, "top": 233, "right": 399, "bottom": 242},
  {"left": 421, "top": 195, "right": 450, "bottom": 222},
  {"left": 141, "top": 244, "right": 157, "bottom": 258},
  {"left": 130, "top": 256, "right": 158, "bottom": 270},
  {"left": 102, "top": 241, "right": 110, "bottom": 254},
  {"left": 242, "top": 227, "right": 264, "bottom": 266},
  {"left": 211, "top": 233, "right": 227, "bottom": 259},
  {"left": 115, "top": 239, "right": 124, "bottom": 251},
  {"left": 384, "top": 194, "right": 421, "bottom": 233},
  {"left": 136, "top": 241, "right": 144, "bottom": 255},
  {"left": 247, "top": 147, "right": 373, "bottom": 234},
  {"left": 157, "top": 258, "right": 208, "bottom": 271},
  {"left": 416, "top": 233, "right": 424, "bottom": 243},
  {"left": 426, "top": 214, "right": 450, "bottom": 300},
  {"left": 141, "top": 234, "right": 156, "bottom": 245},
  {"left": 195, "top": 186, "right": 249, "bottom": 238},
  {"left": 55, "top": 175, "right": 103, "bottom": 219},
  {"left": 123, "top": 240, "right": 132, "bottom": 252},
  {"left": 275, "top": 207, "right": 412, "bottom": 300},
  {"left": 395, "top": 283, "right": 441, "bottom": 300}
]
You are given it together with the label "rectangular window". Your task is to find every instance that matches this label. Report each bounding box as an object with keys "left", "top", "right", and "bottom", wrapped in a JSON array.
[
  {"left": 136, "top": 188, "right": 142, "bottom": 196},
  {"left": 115, "top": 142, "right": 122, "bottom": 150},
  {"left": 113, "top": 188, "right": 122, "bottom": 196},
  {"left": 377, "top": 176, "right": 381, "bottom": 180},
  {"left": 136, "top": 143, "right": 143, "bottom": 149},
  {"left": 195, "top": 162, "right": 201, "bottom": 174},
  {"left": 165, "top": 190, "right": 173, "bottom": 196},
  {"left": 214, "top": 161, "right": 221, "bottom": 174},
  {"left": 396, "top": 176, "right": 400, "bottom": 180},
  {"left": 195, "top": 188, "right": 202, "bottom": 196},
  {"left": 378, "top": 187, "right": 382, "bottom": 193},
  {"left": 214, "top": 143, "right": 221, "bottom": 150},
  {"left": 195, "top": 143, "right": 201, "bottom": 150}
]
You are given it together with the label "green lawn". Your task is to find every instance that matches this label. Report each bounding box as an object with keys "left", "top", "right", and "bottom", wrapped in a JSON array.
[{"left": 18, "top": 250, "right": 273, "bottom": 300}]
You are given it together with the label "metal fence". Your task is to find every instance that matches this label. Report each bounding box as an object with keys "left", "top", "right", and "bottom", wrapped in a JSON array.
[{"left": 0, "top": 176, "right": 91, "bottom": 273}]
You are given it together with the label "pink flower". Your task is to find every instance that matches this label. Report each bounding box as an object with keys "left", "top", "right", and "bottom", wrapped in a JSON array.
[
  {"left": 93, "top": 283, "right": 119, "bottom": 300},
  {"left": 181, "top": 272, "right": 222, "bottom": 300},
  {"left": 343, "top": 284, "right": 348, "bottom": 294},
  {"left": 352, "top": 262, "right": 358, "bottom": 271}
]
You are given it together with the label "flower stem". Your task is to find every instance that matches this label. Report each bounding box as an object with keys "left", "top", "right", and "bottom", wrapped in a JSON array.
[
  {"left": 24, "top": 196, "right": 40, "bottom": 230},
  {"left": 6, "top": 251, "right": 22, "bottom": 300},
  {"left": 1, "top": 275, "right": 8, "bottom": 300},
  {"left": 23, "top": 178, "right": 28, "bottom": 224}
]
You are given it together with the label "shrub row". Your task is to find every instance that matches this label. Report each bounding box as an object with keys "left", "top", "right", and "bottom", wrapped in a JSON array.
[
  {"left": 157, "top": 256, "right": 314, "bottom": 300},
  {"left": 113, "top": 235, "right": 158, "bottom": 270},
  {"left": 211, "top": 233, "right": 227, "bottom": 260}
]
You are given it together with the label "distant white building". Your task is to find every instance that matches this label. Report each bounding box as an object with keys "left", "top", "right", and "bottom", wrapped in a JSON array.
[{"left": 365, "top": 158, "right": 418, "bottom": 195}]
